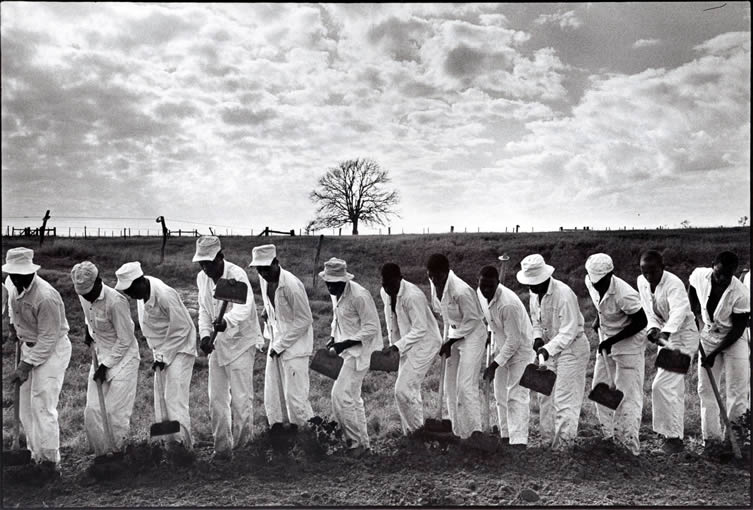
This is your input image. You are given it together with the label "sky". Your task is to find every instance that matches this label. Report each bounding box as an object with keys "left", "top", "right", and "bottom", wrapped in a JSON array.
[{"left": 1, "top": 2, "right": 750, "bottom": 236}]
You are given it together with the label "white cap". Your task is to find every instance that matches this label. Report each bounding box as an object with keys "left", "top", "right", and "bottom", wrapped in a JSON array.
[
  {"left": 2, "top": 247, "right": 41, "bottom": 275},
  {"left": 249, "top": 244, "right": 276, "bottom": 267},
  {"left": 319, "top": 257, "right": 354, "bottom": 282},
  {"left": 585, "top": 253, "right": 614, "bottom": 284},
  {"left": 192, "top": 236, "right": 221, "bottom": 262},
  {"left": 115, "top": 261, "right": 144, "bottom": 291},
  {"left": 71, "top": 261, "right": 99, "bottom": 295},
  {"left": 516, "top": 254, "right": 555, "bottom": 285}
]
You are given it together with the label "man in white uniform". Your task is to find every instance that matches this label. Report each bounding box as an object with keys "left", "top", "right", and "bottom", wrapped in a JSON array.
[
  {"left": 637, "top": 250, "right": 698, "bottom": 454},
  {"left": 71, "top": 261, "right": 140, "bottom": 462},
  {"left": 426, "top": 253, "right": 486, "bottom": 439},
  {"left": 5, "top": 248, "right": 72, "bottom": 480},
  {"left": 320, "top": 258, "right": 381, "bottom": 455},
  {"left": 248, "top": 244, "right": 315, "bottom": 428},
  {"left": 477, "top": 265, "right": 534, "bottom": 449},
  {"left": 116, "top": 261, "right": 197, "bottom": 457},
  {"left": 688, "top": 251, "right": 750, "bottom": 452},
  {"left": 584, "top": 254, "right": 648, "bottom": 456},
  {"left": 195, "top": 236, "right": 262, "bottom": 461},
  {"left": 517, "top": 254, "right": 590, "bottom": 450},
  {"left": 380, "top": 263, "right": 442, "bottom": 435}
]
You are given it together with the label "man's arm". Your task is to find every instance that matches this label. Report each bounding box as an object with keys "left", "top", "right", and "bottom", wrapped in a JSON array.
[
  {"left": 540, "top": 291, "right": 582, "bottom": 357},
  {"left": 21, "top": 298, "right": 63, "bottom": 366},
  {"left": 493, "top": 304, "right": 530, "bottom": 367},
  {"left": 394, "top": 292, "right": 429, "bottom": 352},
  {"left": 101, "top": 296, "right": 137, "bottom": 368},
  {"left": 272, "top": 282, "right": 313, "bottom": 352},
  {"left": 197, "top": 274, "right": 213, "bottom": 340}
]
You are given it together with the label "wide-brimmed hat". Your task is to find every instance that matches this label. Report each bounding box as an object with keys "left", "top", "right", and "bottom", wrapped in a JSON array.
[
  {"left": 115, "top": 261, "right": 144, "bottom": 291},
  {"left": 319, "top": 257, "right": 354, "bottom": 282},
  {"left": 585, "top": 253, "right": 614, "bottom": 284},
  {"left": 2, "top": 247, "right": 40, "bottom": 275},
  {"left": 192, "top": 236, "right": 221, "bottom": 262},
  {"left": 71, "top": 261, "right": 99, "bottom": 295},
  {"left": 249, "top": 244, "right": 276, "bottom": 267},
  {"left": 516, "top": 254, "right": 555, "bottom": 285}
]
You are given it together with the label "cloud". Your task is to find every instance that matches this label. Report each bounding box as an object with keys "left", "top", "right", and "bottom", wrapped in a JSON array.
[
  {"left": 633, "top": 38, "right": 661, "bottom": 49},
  {"left": 534, "top": 10, "right": 583, "bottom": 31}
]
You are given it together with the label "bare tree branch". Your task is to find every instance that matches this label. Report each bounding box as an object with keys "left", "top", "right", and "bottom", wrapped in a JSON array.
[{"left": 309, "top": 158, "right": 400, "bottom": 234}]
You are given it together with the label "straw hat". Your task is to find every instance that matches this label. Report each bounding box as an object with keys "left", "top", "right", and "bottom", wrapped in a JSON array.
[
  {"left": 516, "top": 254, "right": 555, "bottom": 285},
  {"left": 319, "top": 258, "right": 354, "bottom": 282},
  {"left": 2, "top": 247, "right": 40, "bottom": 275}
]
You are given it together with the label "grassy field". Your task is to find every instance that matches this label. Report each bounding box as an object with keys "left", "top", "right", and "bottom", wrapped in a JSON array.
[{"left": 1, "top": 228, "right": 750, "bottom": 458}]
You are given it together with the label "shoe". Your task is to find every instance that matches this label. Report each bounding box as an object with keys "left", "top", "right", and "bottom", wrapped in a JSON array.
[
  {"left": 500, "top": 437, "right": 510, "bottom": 445},
  {"left": 507, "top": 443, "right": 527, "bottom": 451},
  {"left": 702, "top": 439, "right": 726, "bottom": 457},
  {"left": 661, "top": 437, "right": 684, "bottom": 454},
  {"left": 347, "top": 445, "right": 370, "bottom": 458},
  {"left": 36, "top": 461, "right": 61, "bottom": 482},
  {"left": 210, "top": 450, "right": 233, "bottom": 463}
]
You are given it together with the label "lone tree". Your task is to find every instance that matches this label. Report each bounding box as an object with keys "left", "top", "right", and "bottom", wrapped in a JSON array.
[{"left": 309, "top": 158, "right": 399, "bottom": 235}]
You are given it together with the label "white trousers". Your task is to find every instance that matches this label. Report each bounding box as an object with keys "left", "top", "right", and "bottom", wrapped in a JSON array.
[
  {"left": 154, "top": 353, "right": 195, "bottom": 448},
  {"left": 394, "top": 343, "right": 438, "bottom": 434},
  {"left": 264, "top": 355, "right": 314, "bottom": 426},
  {"left": 592, "top": 351, "right": 645, "bottom": 455},
  {"left": 19, "top": 337, "right": 71, "bottom": 464},
  {"left": 538, "top": 335, "right": 589, "bottom": 449},
  {"left": 697, "top": 337, "right": 750, "bottom": 442},
  {"left": 208, "top": 347, "right": 255, "bottom": 454},
  {"left": 444, "top": 333, "right": 486, "bottom": 439},
  {"left": 85, "top": 356, "right": 139, "bottom": 456},
  {"left": 332, "top": 356, "right": 370, "bottom": 448},
  {"left": 493, "top": 356, "right": 532, "bottom": 445},
  {"left": 651, "top": 328, "right": 698, "bottom": 439}
]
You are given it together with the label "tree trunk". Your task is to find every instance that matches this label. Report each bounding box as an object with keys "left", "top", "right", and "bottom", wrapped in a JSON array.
[{"left": 352, "top": 217, "right": 359, "bottom": 235}]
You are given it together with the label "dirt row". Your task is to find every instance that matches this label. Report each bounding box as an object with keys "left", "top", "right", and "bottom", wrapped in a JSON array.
[{"left": 3, "top": 424, "right": 750, "bottom": 507}]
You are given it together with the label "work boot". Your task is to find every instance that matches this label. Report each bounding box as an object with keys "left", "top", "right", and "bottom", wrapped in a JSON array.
[
  {"left": 347, "top": 445, "right": 370, "bottom": 458},
  {"left": 660, "top": 437, "right": 684, "bottom": 455},
  {"left": 210, "top": 450, "right": 233, "bottom": 463},
  {"left": 507, "top": 443, "right": 527, "bottom": 451},
  {"left": 36, "top": 461, "right": 61, "bottom": 483},
  {"left": 500, "top": 437, "right": 510, "bottom": 445}
]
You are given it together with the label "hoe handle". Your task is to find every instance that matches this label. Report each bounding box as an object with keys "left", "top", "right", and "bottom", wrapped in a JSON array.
[
  {"left": 269, "top": 322, "right": 290, "bottom": 424},
  {"left": 437, "top": 354, "right": 447, "bottom": 421},
  {"left": 208, "top": 301, "right": 230, "bottom": 347},
  {"left": 91, "top": 346, "right": 118, "bottom": 453},
  {"left": 597, "top": 327, "right": 615, "bottom": 389},
  {"left": 698, "top": 343, "right": 742, "bottom": 460},
  {"left": 12, "top": 342, "right": 21, "bottom": 450}
]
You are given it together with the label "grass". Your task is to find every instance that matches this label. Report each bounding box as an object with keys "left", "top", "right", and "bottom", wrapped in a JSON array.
[{"left": 1, "top": 227, "right": 750, "bottom": 456}]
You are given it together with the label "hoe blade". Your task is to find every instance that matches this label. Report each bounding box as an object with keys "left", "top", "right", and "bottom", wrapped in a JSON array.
[
  {"left": 150, "top": 420, "right": 181, "bottom": 437},
  {"left": 519, "top": 363, "right": 556, "bottom": 396},
  {"left": 213, "top": 279, "right": 248, "bottom": 305},
  {"left": 588, "top": 383, "right": 624, "bottom": 411}
]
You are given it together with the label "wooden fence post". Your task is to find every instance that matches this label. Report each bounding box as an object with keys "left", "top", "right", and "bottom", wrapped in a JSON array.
[
  {"left": 157, "top": 216, "right": 168, "bottom": 265},
  {"left": 84, "top": 226, "right": 87, "bottom": 238},
  {"left": 312, "top": 234, "right": 324, "bottom": 287},
  {"left": 39, "top": 209, "right": 51, "bottom": 247}
]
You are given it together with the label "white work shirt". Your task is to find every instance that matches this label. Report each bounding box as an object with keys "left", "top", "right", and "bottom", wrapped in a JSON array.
[
  {"left": 477, "top": 284, "right": 534, "bottom": 367},
  {"left": 380, "top": 279, "right": 442, "bottom": 353},
  {"left": 430, "top": 270, "right": 486, "bottom": 341},
  {"left": 197, "top": 260, "right": 261, "bottom": 367},
  {"left": 137, "top": 276, "right": 197, "bottom": 365},
  {"left": 529, "top": 277, "right": 587, "bottom": 358},
  {"left": 637, "top": 270, "right": 696, "bottom": 336},
  {"left": 585, "top": 275, "right": 646, "bottom": 355},
  {"left": 79, "top": 284, "right": 140, "bottom": 380},
  {"left": 331, "top": 280, "right": 382, "bottom": 371},
  {"left": 689, "top": 267, "right": 750, "bottom": 338},
  {"left": 6, "top": 274, "right": 70, "bottom": 367},
  {"left": 259, "top": 267, "right": 313, "bottom": 360}
]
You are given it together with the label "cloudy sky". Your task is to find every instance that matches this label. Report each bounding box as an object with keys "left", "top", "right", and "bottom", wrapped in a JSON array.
[{"left": 1, "top": 2, "right": 750, "bottom": 235}]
